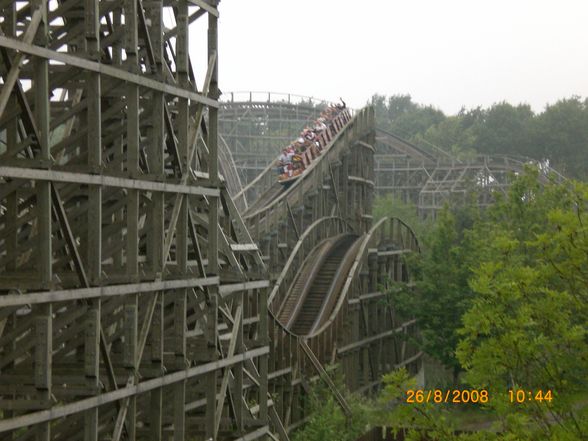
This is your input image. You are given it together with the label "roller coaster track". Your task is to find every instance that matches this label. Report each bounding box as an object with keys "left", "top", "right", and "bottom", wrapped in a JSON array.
[
  {"left": 0, "top": 0, "right": 566, "bottom": 434},
  {"left": 235, "top": 106, "right": 422, "bottom": 434}
]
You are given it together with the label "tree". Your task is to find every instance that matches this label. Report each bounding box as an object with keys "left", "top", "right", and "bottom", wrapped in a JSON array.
[
  {"left": 372, "top": 194, "right": 428, "bottom": 237},
  {"left": 417, "top": 116, "right": 478, "bottom": 159},
  {"left": 457, "top": 169, "right": 588, "bottom": 440},
  {"left": 378, "top": 170, "right": 588, "bottom": 440},
  {"left": 291, "top": 371, "right": 373, "bottom": 441},
  {"left": 370, "top": 93, "right": 446, "bottom": 141},
  {"left": 529, "top": 97, "right": 588, "bottom": 179},
  {"left": 473, "top": 102, "right": 535, "bottom": 156},
  {"left": 388, "top": 200, "right": 480, "bottom": 382}
]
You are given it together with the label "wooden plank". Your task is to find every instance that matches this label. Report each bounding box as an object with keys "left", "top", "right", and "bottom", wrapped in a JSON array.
[
  {"left": 0, "top": 277, "right": 218, "bottom": 307},
  {"left": 0, "top": 346, "right": 268, "bottom": 432},
  {"left": 0, "top": 8, "right": 41, "bottom": 116},
  {"left": 0, "top": 166, "right": 221, "bottom": 196},
  {"left": 299, "top": 340, "right": 351, "bottom": 417},
  {"left": 0, "top": 36, "right": 218, "bottom": 107},
  {"left": 215, "top": 304, "right": 242, "bottom": 433},
  {"left": 187, "top": 0, "right": 219, "bottom": 17}
]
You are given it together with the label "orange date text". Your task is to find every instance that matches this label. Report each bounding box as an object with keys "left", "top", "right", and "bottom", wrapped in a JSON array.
[{"left": 405, "top": 389, "right": 489, "bottom": 404}]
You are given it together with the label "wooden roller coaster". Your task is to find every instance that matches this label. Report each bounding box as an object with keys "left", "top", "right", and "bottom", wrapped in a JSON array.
[{"left": 0, "top": 2, "right": 420, "bottom": 440}]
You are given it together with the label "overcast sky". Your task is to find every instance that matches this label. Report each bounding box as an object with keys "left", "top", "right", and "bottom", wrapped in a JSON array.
[{"left": 195, "top": 0, "right": 587, "bottom": 115}]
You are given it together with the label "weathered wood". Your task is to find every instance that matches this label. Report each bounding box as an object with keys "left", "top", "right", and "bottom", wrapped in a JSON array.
[{"left": 0, "top": 36, "right": 218, "bottom": 106}]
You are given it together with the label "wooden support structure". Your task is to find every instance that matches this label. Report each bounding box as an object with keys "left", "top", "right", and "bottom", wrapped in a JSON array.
[
  {"left": 0, "top": 2, "right": 433, "bottom": 440},
  {"left": 0, "top": 1, "right": 270, "bottom": 440}
]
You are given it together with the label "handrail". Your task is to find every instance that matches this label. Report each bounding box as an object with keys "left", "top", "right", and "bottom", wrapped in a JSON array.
[
  {"left": 221, "top": 91, "right": 332, "bottom": 108},
  {"left": 307, "top": 216, "right": 419, "bottom": 339},
  {"left": 237, "top": 109, "right": 351, "bottom": 207},
  {"left": 376, "top": 127, "right": 452, "bottom": 161},
  {"left": 232, "top": 110, "right": 349, "bottom": 204},
  {"left": 268, "top": 216, "right": 352, "bottom": 307},
  {"left": 218, "top": 134, "right": 247, "bottom": 209}
]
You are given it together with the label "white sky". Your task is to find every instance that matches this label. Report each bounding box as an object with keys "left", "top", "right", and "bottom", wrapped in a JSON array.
[{"left": 193, "top": 0, "right": 588, "bottom": 115}]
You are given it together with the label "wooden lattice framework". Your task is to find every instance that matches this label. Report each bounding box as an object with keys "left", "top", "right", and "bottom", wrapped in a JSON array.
[
  {"left": 0, "top": 1, "right": 272, "bottom": 440},
  {"left": 219, "top": 92, "right": 328, "bottom": 186},
  {"left": 238, "top": 108, "right": 422, "bottom": 433},
  {"left": 0, "top": 3, "right": 428, "bottom": 439},
  {"left": 220, "top": 100, "right": 565, "bottom": 220}
]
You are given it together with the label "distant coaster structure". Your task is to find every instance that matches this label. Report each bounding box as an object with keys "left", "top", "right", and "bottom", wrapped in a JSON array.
[{"left": 220, "top": 94, "right": 565, "bottom": 219}]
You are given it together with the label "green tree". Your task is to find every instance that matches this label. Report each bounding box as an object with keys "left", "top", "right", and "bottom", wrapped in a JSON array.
[
  {"left": 457, "top": 169, "right": 588, "bottom": 440},
  {"left": 378, "top": 170, "right": 588, "bottom": 440},
  {"left": 291, "top": 372, "right": 373, "bottom": 441},
  {"left": 529, "top": 97, "right": 588, "bottom": 179},
  {"left": 371, "top": 94, "right": 446, "bottom": 141},
  {"left": 473, "top": 102, "right": 535, "bottom": 156},
  {"left": 417, "top": 115, "right": 478, "bottom": 159},
  {"left": 389, "top": 200, "right": 480, "bottom": 382},
  {"left": 372, "top": 194, "right": 428, "bottom": 237}
]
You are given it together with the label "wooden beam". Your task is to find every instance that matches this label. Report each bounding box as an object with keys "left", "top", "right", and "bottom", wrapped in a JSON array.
[
  {"left": 0, "top": 36, "right": 218, "bottom": 106},
  {"left": 0, "top": 166, "right": 220, "bottom": 196}
]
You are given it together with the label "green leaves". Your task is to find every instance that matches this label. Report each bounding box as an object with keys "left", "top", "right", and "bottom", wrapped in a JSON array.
[
  {"left": 291, "top": 369, "right": 373, "bottom": 441},
  {"left": 380, "top": 170, "right": 588, "bottom": 440},
  {"left": 455, "top": 171, "right": 588, "bottom": 439}
]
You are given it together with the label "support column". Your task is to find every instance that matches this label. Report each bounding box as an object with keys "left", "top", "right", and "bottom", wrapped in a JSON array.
[
  {"left": 4, "top": 2, "right": 17, "bottom": 277},
  {"left": 124, "top": 1, "right": 139, "bottom": 438},
  {"left": 33, "top": 3, "right": 52, "bottom": 437},
  {"left": 35, "top": 304, "right": 52, "bottom": 441},
  {"left": 84, "top": 303, "right": 100, "bottom": 441},
  {"left": 206, "top": 2, "right": 220, "bottom": 439},
  {"left": 146, "top": 5, "right": 165, "bottom": 434},
  {"left": 86, "top": 0, "right": 101, "bottom": 286},
  {"left": 34, "top": 0, "right": 51, "bottom": 290}
]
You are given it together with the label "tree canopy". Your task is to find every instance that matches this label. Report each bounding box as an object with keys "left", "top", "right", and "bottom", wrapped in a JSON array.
[
  {"left": 381, "top": 169, "right": 588, "bottom": 440},
  {"left": 371, "top": 94, "right": 588, "bottom": 180}
]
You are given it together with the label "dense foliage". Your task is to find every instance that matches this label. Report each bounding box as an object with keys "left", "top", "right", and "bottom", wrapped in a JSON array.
[
  {"left": 380, "top": 169, "right": 588, "bottom": 440},
  {"left": 291, "top": 375, "right": 372, "bottom": 441},
  {"left": 392, "top": 203, "right": 479, "bottom": 381},
  {"left": 371, "top": 94, "right": 588, "bottom": 179}
]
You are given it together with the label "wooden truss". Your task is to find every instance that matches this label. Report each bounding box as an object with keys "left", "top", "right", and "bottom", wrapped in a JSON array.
[
  {"left": 238, "top": 108, "right": 422, "bottom": 434},
  {"left": 0, "top": 1, "right": 272, "bottom": 440}
]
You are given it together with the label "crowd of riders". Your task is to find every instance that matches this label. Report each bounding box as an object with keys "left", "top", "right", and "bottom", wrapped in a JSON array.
[{"left": 277, "top": 99, "right": 348, "bottom": 180}]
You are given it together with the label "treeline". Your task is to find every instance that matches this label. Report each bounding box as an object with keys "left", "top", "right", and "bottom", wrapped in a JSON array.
[{"left": 371, "top": 94, "right": 588, "bottom": 180}]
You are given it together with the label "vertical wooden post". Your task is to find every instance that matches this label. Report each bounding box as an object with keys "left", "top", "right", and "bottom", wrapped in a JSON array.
[
  {"left": 206, "top": 1, "right": 220, "bottom": 439},
  {"left": 35, "top": 304, "right": 52, "bottom": 441},
  {"left": 33, "top": 0, "right": 51, "bottom": 291},
  {"left": 146, "top": 4, "right": 164, "bottom": 437},
  {"left": 84, "top": 303, "right": 100, "bottom": 441},
  {"left": 174, "top": 2, "right": 190, "bottom": 440},
  {"left": 148, "top": 0, "right": 165, "bottom": 279},
  {"left": 124, "top": 1, "right": 139, "bottom": 438},
  {"left": 5, "top": 2, "right": 17, "bottom": 277},
  {"left": 259, "top": 288, "right": 269, "bottom": 422},
  {"left": 33, "top": 3, "right": 52, "bottom": 438},
  {"left": 86, "top": 0, "right": 101, "bottom": 287}
]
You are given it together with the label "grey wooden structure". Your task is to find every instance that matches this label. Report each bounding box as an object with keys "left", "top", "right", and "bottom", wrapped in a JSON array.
[
  {"left": 0, "top": 1, "right": 271, "bottom": 440},
  {"left": 220, "top": 99, "right": 564, "bottom": 220},
  {"left": 239, "top": 107, "right": 422, "bottom": 433},
  {"left": 0, "top": 2, "right": 421, "bottom": 440}
]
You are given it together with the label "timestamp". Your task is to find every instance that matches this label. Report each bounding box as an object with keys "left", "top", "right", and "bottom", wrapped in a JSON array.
[{"left": 508, "top": 389, "right": 553, "bottom": 403}]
